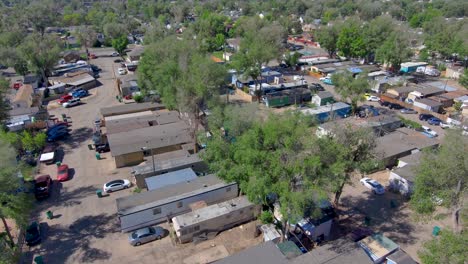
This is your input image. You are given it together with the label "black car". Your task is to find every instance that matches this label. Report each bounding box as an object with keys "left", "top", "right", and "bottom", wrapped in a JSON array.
[
  {"left": 96, "top": 143, "right": 110, "bottom": 153},
  {"left": 378, "top": 100, "right": 390, "bottom": 107},
  {"left": 419, "top": 113, "right": 435, "bottom": 121},
  {"left": 25, "top": 222, "right": 41, "bottom": 246},
  {"left": 388, "top": 103, "right": 403, "bottom": 110},
  {"left": 309, "top": 83, "right": 325, "bottom": 92}
]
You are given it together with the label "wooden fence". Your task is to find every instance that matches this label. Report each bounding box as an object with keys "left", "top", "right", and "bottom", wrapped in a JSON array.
[{"left": 380, "top": 94, "right": 448, "bottom": 121}]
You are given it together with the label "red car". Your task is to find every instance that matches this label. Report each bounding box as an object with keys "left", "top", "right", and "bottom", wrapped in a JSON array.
[
  {"left": 12, "top": 81, "right": 23, "bottom": 90},
  {"left": 57, "top": 164, "right": 69, "bottom": 181},
  {"left": 34, "top": 175, "right": 52, "bottom": 199},
  {"left": 58, "top": 95, "right": 73, "bottom": 104}
]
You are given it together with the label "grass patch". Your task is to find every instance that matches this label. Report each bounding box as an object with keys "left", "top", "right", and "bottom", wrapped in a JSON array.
[
  {"left": 398, "top": 115, "right": 422, "bottom": 129},
  {"left": 21, "top": 165, "right": 35, "bottom": 181},
  {"left": 212, "top": 51, "right": 224, "bottom": 60},
  {"left": 434, "top": 213, "right": 449, "bottom": 221}
]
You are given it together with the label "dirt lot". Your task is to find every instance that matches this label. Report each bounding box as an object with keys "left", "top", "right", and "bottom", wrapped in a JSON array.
[
  {"left": 338, "top": 170, "right": 452, "bottom": 262},
  {"left": 21, "top": 54, "right": 262, "bottom": 264}
]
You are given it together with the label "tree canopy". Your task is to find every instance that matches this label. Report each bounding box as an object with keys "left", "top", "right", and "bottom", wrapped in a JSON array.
[{"left": 331, "top": 71, "right": 370, "bottom": 113}]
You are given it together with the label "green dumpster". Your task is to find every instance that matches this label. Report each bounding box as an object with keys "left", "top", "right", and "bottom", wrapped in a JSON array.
[
  {"left": 55, "top": 161, "right": 61, "bottom": 167},
  {"left": 46, "top": 210, "right": 53, "bottom": 219},
  {"left": 96, "top": 189, "right": 103, "bottom": 198},
  {"left": 95, "top": 152, "right": 101, "bottom": 160},
  {"left": 34, "top": 256, "right": 44, "bottom": 264},
  {"left": 432, "top": 226, "right": 441, "bottom": 236}
]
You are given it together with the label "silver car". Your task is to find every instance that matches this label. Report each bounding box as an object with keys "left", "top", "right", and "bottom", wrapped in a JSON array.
[{"left": 128, "top": 226, "right": 166, "bottom": 246}]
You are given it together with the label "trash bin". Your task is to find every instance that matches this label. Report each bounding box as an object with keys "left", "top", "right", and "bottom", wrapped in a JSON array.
[
  {"left": 390, "top": 200, "right": 397, "bottom": 208},
  {"left": 55, "top": 161, "right": 61, "bottom": 167},
  {"left": 96, "top": 189, "right": 103, "bottom": 198},
  {"left": 95, "top": 152, "right": 101, "bottom": 160},
  {"left": 34, "top": 256, "right": 44, "bottom": 264},
  {"left": 46, "top": 210, "right": 53, "bottom": 219},
  {"left": 61, "top": 113, "right": 66, "bottom": 119},
  {"left": 432, "top": 226, "right": 441, "bottom": 236},
  {"left": 364, "top": 216, "right": 371, "bottom": 226}
]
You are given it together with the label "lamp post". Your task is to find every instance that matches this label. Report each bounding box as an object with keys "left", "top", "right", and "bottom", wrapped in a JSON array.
[{"left": 141, "top": 145, "right": 155, "bottom": 173}]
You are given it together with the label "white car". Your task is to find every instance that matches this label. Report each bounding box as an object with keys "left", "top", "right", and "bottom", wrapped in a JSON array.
[
  {"left": 421, "top": 125, "right": 438, "bottom": 137},
  {"left": 439, "top": 122, "right": 453, "bottom": 129},
  {"left": 111, "top": 52, "right": 119, "bottom": 57},
  {"left": 367, "top": 96, "right": 380, "bottom": 102},
  {"left": 360, "top": 178, "right": 385, "bottom": 195},
  {"left": 118, "top": 68, "right": 127, "bottom": 75},
  {"left": 62, "top": 98, "right": 80, "bottom": 108},
  {"left": 103, "top": 179, "right": 131, "bottom": 193}
]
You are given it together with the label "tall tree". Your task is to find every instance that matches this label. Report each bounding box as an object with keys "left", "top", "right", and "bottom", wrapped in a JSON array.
[
  {"left": 336, "top": 19, "right": 367, "bottom": 59},
  {"left": 410, "top": 130, "right": 468, "bottom": 233},
  {"left": 331, "top": 71, "right": 370, "bottom": 113},
  {"left": 375, "top": 32, "right": 413, "bottom": 72},
  {"left": 111, "top": 35, "right": 129, "bottom": 55},
  {"left": 459, "top": 69, "right": 468, "bottom": 89},
  {"left": 75, "top": 26, "right": 97, "bottom": 61},
  {"left": 232, "top": 17, "right": 286, "bottom": 99},
  {"left": 25, "top": 0, "right": 59, "bottom": 37},
  {"left": 418, "top": 230, "right": 467, "bottom": 264},
  {"left": 316, "top": 24, "right": 340, "bottom": 58},
  {"left": 0, "top": 78, "right": 10, "bottom": 124},
  {"left": 20, "top": 34, "right": 61, "bottom": 89}
]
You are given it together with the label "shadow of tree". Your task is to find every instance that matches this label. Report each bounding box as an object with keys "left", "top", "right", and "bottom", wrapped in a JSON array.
[
  {"left": 61, "top": 127, "right": 94, "bottom": 150},
  {"left": 33, "top": 185, "right": 96, "bottom": 214},
  {"left": 26, "top": 214, "right": 116, "bottom": 263}
]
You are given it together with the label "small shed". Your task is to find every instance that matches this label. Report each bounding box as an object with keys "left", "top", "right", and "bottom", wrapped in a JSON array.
[
  {"left": 413, "top": 98, "right": 443, "bottom": 113},
  {"left": 48, "top": 83, "right": 67, "bottom": 95},
  {"left": 386, "top": 250, "right": 417, "bottom": 264},
  {"left": 260, "top": 224, "right": 281, "bottom": 244},
  {"left": 144, "top": 168, "right": 198, "bottom": 191},
  {"left": 358, "top": 234, "right": 399, "bottom": 264},
  {"left": 311, "top": 91, "right": 334, "bottom": 106}
]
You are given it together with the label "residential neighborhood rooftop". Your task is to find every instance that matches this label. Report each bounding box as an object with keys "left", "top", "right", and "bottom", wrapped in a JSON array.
[
  {"left": 105, "top": 110, "right": 181, "bottom": 134},
  {"left": 100, "top": 102, "right": 165, "bottom": 117},
  {"left": 215, "top": 241, "right": 288, "bottom": 264},
  {"left": 132, "top": 150, "right": 203, "bottom": 176},
  {"left": 13, "top": 84, "right": 33, "bottom": 103},
  {"left": 145, "top": 168, "right": 198, "bottom": 191}
]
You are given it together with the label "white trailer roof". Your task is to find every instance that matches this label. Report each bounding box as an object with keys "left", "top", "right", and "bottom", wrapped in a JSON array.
[{"left": 40, "top": 152, "right": 55, "bottom": 161}]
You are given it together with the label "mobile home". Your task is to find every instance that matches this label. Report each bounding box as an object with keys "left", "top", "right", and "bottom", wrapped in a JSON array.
[
  {"left": 172, "top": 196, "right": 260, "bottom": 243},
  {"left": 116, "top": 175, "right": 238, "bottom": 232}
]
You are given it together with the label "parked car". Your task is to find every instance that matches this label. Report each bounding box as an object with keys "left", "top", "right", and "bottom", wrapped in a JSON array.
[
  {"left": 400, "top": 108, "right": 417, "bottom": 114},
  {"left": 111, "top": 52, "right": 119, "bottom": 57},
  {"left": 440, "top": 122, "right": 453, "bottom": 129},
  {"left": 47, "top": 130, "right": 69, "bottom": 142},
  {"left": 378, "top": 100, "right": 390, "bottom": 107},
  {"left": 419, "top": 113, "right": 434, "bottom": 121},
  {"left": 128, "top": 226, "right": 166, "bottom": 246},
  {"left": 367, "top": 96, "right": 380, "bottom": 102},
  {"left": 57, "top": 164, "right": 69, "bottom": 181},
  {"left": 89, "top": 53, "right": 97, "bottom": 59},
  {"left": 25, "top": 222, "right": 41, "bottom": 246},
  {"left": 63, "top": 98, "right": 81, "bottom": 108},
  {"left": 58, "top": 94, "right": 73, "bottom": 104},
  {"left": 360, "top": 178, "right": 385, "bottom": 195},
  {"left": 103, "top": 179, "right": 131, "bottom": 193},
  {"left": 309, "top": 83, "right": 325, "bottom": 92},
  {"left": 47, "top": 125, "right": 68, "bottom": 136},
  {"left": 34, "top": 175, "right": 52, "bottom": 199},
  {"left": 427, "top": 117, "right": 442, "bottom": 126},
  {"left": 12, "top": 81, "right": 22, "bottom": 90},
  {"left": 96, "top": 143, "right": 110, "bottom": 153},
  {"left": 118, "top": 68, "right": 127, "bottom": 75},
  {"left": 421, "top": 125, "right": 438, "bottom": 137},
  {"left": 388, "top": 103, "right": 403, "bottom": 110},
  {"left": 72, "top": 89, "right": 89, "bottom": 98}
]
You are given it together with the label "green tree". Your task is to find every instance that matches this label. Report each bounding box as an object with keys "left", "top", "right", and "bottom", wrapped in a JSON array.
[
  {"left": 75, "top": 26, "right": 97, "bottom": 62},
  {"left": 418, "top": 230, "right": 467, "bottom": 264},
  {"left": 375, "top": 32, "right": 413, "bottom": 71},
  {"left": 459, "top": 69, "right": 468, "bottom": 89},
  {"left": 20, "top": 34, "right": 61, "bottom": 89},
  {"left": 337, "top": 20, "right": 367, "bottom": 58},
  {"left": 25, "top": 0, "right": 59, "bottom": 37},
  {"left": 411, "top": 130, "right": 467, "bottom": 233},
  {"left": 331, "top": 72, "right": 370, "bottom": 113},
  {"left": 363, "top": 15, "right": 396, "bottom": 62},
  {"left": 0, "top": 78, "right": 10, "bottom": 124},
  {"left": 111, "top": 35, "right": 129, "bottom": 56},
  {"left": 316, "top": 24, "right": 340, "bottom": 58}
]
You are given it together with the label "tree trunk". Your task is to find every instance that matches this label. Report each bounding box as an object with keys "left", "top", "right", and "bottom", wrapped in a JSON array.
[
  {"left": 452, "top": 207, "right": 462, "bottom": 234},
  {"left": 0, "top": 215, "right": 15, "bottom": 248},
  {"left": 333, "top": 178, "right": 348, "bottom": 205},
  {"left": 192, "top": 106, "right": 200, "bottom": 153}
]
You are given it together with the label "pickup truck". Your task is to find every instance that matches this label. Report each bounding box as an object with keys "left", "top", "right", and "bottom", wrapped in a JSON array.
[{"left": 34, "top": 175, "right": 52, "bottom": 199}]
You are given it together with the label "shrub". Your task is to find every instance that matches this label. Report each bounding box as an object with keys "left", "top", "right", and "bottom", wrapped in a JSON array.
[{"left": 259, "top": 210, "right": 274, "bottom": 224}]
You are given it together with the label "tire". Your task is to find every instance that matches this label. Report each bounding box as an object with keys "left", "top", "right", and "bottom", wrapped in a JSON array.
[
  {"left": 135, "top": 242, "right": 141, "bottom": 246},
  {"left": 124, "top": 185, "right": 129, "bottom": 189},
  {"left": 157, "top": 235, "right": 161, "bottom": 240},
  {"left": 372, "top": 190, "right": 376, "bottom": 194},
  {"left": 107, "top": 189, "right": 112, "bottom": 193}
]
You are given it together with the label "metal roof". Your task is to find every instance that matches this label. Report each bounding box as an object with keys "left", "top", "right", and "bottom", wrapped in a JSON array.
[
  {"left": 215, "top": 241, "right": 288, "bottom": 264},
  {"left": 145, "top": 168, "right": 197, "bottom": 191},
  {"left": 107, "top": 121, "right": 192, "bottom": 156},
  {"left": 100, "top": 102, "right": 165, "bottom": 117},
  {"left": 132, "top": 150, "right": 203, "bottom": 176},
  {"left": 116, "top": 174, "right": 234, "bottom": 215},
  {"left": 105, "top": 110, "right": 181, "bottom": 135},
  {"left": 300, "top": 102, "right": 350, "bottom": 116}
]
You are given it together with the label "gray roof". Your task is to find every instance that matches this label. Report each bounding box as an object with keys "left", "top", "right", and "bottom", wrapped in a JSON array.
[
  {"left": 301, "top": 102, "right": 351, "bottom": 116},
  {"left": 68, "top": 75, "right": 95, "bottom": 86},
  {"left": 105, "top": 111, "right": 181, "bottom": 135},
  {"left": 415, "top": 98, "right": 442, "bottom": 107},
  {"left": 100, "top": 102, "right": 165, "bottom": 117},
  {"left": 373, "top": 128, "right": 439, "bottom": 159},
  {"left": 215, "top": 241, "right": 288, "bottom": 264},
  {"left": 173, "top": 196, "right": 253, "bottom": 227},
  {"left": 292, "top": 238, "right": 372, "bottom": 264},
  {"left": 386, "top": 250, "right": 417, "bottom": 264},
  {"left": 116, "top": 174, "right": 234, "bottom": 215},
  {"left": 398, "top": 152, "right": 422, "bottom": 165},
  {"left": 9, "top": 106, "right": 39, "bottom": 117},
  {"left": 392, "top": 165, "right": 418, "bottom": 182},
  {"left": 314, "top": 91, "right": 334, "bottom": 99},
  {"left": 145, "top": 168, "right": 197, "bottom": 191},
  {"left": 132, "top": 150, "right": 203, "bottom": 176},
  {"left": 107, "top": 121, "right": 192, "bottom": 156},
  {"left": 127, "top": 46, "right": 145, "bottom": 57}
]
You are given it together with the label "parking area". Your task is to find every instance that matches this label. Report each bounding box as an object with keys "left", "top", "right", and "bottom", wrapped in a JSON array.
[
  {"left": 22, "top": 55, "right": 262, "bottom": 264},
  {"left": 337, "top": 171, "right": 452, "bottom": 262}
]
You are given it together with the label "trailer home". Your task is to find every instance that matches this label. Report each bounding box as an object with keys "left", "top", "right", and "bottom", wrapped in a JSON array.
[
  {"left": 116, "top": 174, "right": 238, "bottom": 232},
  {"left": 172, "top": 196, "right": 260, "bottom": 243}
]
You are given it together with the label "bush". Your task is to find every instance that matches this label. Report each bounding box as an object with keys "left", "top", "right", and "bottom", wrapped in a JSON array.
[
  {"left": 133, "top": 94, "right": 144, "bottom": 103},
  {"left": 399, "top": 116, "right": 422, "bottom": 129},
  {"left": 259, "top": 210, "right": 274, "bottom": 224}
]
